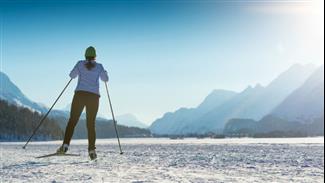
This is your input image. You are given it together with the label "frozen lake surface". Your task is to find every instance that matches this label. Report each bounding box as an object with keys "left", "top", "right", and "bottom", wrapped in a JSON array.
[{"left": 1, "top": 137, "right": 324, "bottom": 183}]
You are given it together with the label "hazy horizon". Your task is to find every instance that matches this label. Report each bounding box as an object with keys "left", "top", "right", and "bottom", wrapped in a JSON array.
[{"left": 0, "top": 0, "right": 324, "bottom": 124}]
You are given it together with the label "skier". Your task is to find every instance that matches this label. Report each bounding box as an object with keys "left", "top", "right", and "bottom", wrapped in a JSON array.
[{"left": 56, "top": 46, "right": 109, "bottom": 160}]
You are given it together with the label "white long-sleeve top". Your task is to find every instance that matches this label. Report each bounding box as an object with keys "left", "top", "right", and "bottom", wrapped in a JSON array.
[{"left": 69, "top": 60, "right": 109, "bottom": 96}]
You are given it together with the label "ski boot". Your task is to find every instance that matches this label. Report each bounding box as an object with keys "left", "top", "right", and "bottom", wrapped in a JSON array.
[
  {"left": 89, "top": 150, "right": 97, "bottom": 160},
  {"left": 56, "top": 144, "right": 69, "bottom": 155}
]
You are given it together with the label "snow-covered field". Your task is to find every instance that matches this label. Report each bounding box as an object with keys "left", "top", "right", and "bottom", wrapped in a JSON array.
[{"left": 1, "top": 137, "right": 324, "bottom": 183}]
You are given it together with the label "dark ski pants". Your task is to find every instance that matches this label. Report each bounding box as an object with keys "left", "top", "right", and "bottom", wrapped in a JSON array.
[{"left": 63, "top": 91, "right": 99, "bottom": 151}]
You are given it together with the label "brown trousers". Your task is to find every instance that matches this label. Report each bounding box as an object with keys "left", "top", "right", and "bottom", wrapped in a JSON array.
[{"left": 63, "top": 91, "right": 99, "bottom": 151}]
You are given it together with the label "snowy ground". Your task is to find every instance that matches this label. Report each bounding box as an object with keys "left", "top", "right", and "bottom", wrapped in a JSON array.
[{"left": 1, "top": 138, "right": 324, "bottom": 183}]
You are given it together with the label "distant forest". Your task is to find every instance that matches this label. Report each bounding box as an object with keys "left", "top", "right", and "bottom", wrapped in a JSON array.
[
  {"left": 54, "top": 116, "right": 151, "bottom": 139},
  {"left": 0, "top": 99, "right": 151, "bottom": 142},
  {"left": 224, "top": 115, "right": 324, "bottom": 138},
  {"left": 0, "top": 99, "right": 63, "bottom": 141}
]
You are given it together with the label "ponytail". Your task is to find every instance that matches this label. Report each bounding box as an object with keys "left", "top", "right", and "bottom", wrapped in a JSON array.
[{"left": 85, "top": 57, "right": 95, "bottom": 70}]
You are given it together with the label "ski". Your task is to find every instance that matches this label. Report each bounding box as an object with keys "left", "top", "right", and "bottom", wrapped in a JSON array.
[{"left": 36, "top": 153, "right": 80, "bottom": 159}]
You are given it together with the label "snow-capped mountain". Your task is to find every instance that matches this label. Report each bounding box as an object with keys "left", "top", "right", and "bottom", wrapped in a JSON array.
[
  {"left": 271, "top": 65, "right": 324, "bottom": 123},
  {"left": 116, "top": 114, "right": 148, "bottom": 128},
  {"left": 0, "top": 71, "right": 47, "bottom": 113}
]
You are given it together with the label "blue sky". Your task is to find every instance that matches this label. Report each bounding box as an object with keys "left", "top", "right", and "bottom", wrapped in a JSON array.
[{"left": 0, "top": 0, "right": 324, "bottom": 124}]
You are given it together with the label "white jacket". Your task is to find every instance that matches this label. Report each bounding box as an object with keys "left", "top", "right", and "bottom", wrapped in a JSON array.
[{"left": 69, "top": 60, "right": 109, "bottom": 96}]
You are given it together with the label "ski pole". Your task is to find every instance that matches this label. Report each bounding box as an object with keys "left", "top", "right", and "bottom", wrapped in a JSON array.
[
  {"left": 22, "top": 78, "right": 73, "bottom": 149},
  {"left": 104, "top": 82, "right": 123, "bottom": 155}
]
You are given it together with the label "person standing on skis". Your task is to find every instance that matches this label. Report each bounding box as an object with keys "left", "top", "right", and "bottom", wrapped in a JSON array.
[{"left": 57, "top": 46, "right": 108, "bottom": 160}]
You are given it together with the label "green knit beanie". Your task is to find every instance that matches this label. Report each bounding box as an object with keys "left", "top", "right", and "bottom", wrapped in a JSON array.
[{"left": 85, "top": 46, "right": 96, "bottom": 58}]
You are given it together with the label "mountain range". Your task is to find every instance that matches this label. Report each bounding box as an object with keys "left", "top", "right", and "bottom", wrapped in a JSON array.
[
  {"left": 1, "top": 63, "right": 323, "bottom": 138},
  {"left": 150, "top": 89, "right": 237, "bottom": 135},
  {"left": 0, "top": 71, "right": 147, "bottom": 128},
  {"left": 0, "top": 72, "right": 71, "bottom": 118},
  {"left": 150, "top": 64, "right": 320, "bottom": 135},
  {"left": 223, "top": 65, "right": 324, "bottom": 137},
  {"left": 0, "top": 71, "right": 150, "bottom": 140},
  {"left": 271, "top": 66, "right": 324, "bottom": 123}
]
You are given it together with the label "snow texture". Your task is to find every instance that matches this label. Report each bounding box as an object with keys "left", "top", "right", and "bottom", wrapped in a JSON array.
[{"left": 1, "top": 138, "right": 324, "bottom": 183}]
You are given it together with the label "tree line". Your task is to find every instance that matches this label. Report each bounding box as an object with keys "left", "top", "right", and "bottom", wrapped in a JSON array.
[
  {"left": 0, "top": 99, "right": 63, "bottom": 141},
  {"left": 0, "top": 99, "right": 152, "bottom": 141}
]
